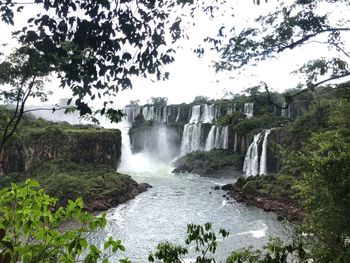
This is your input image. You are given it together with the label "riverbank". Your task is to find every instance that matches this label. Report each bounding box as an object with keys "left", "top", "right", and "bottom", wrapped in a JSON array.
[
  {"left": 221, "top": 175, "right": 304, "bottom": 221},
  {"left": 2, "top": 161, "right": 152, "bottom": 212}
]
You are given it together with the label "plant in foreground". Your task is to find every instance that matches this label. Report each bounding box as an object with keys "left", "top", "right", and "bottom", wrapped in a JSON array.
[{"left": 0, "top": 179, "right": 129, "bottom": 263}]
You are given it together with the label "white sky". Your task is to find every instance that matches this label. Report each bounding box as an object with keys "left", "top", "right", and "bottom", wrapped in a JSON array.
[{"left": 1, "top": 0, "right": 349, "bottom": 108}]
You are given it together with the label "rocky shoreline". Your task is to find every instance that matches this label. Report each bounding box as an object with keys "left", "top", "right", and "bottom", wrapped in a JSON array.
[
  {"left": 83, "top": 182, "right": 152, "bottom": 212},
  {"left": 220, "top": 181, "right": 304, "bottom": 221}
]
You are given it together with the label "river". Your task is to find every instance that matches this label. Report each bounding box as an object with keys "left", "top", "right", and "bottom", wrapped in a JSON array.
[{"left": 89, "top": 152, "right": 292, "bottom": 262}]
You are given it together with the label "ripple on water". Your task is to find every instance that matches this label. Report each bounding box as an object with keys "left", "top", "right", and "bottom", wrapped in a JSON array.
[{"left": 89, "top": 165, "right": 292, "bottom": 262}]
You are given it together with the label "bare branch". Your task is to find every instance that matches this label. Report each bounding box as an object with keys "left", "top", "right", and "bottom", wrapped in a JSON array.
[{"left": 23, "top": 106, "right": 69, "bottom": 114}]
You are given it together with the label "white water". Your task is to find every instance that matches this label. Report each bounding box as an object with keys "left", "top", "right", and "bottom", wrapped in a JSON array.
[
  {"left": 221, "top": 126, "right": 229, "bottom": 149},
  {"left": 243, "top": 129, "right": 272, "bottom": 177},
  {"left": 244, "top": 103, "right": 254, "bottom": 119},
  {"left": 85, "top": 120, "right": 292, "bottom": 262},
  {"left": 124, "top": 106, "right": 141, "bottom": 124},
  {"left": 201, "top": 104, "right": 216, "bottom": 123},
  {"left": 88, "top": 125, "right": 291, "bottom": 262},
  {"left": 259, "top": 129, "right": 272, "bottom": 175},
  {"left": 205, "top": 126, "right": 216, "bottom": 151},
  {"left": 243, "top": 132, "right": 262, "bottom": 176},
  {"left": 181, "top": 124, "right": 202, "bottom": 154},
  {"left": 189, "top": 105, "right": 201, "bottom": 124}
]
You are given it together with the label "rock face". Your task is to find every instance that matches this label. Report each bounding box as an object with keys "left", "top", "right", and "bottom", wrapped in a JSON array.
[{"left": 3, "top": 128, "right": 122, "bottom": 174}]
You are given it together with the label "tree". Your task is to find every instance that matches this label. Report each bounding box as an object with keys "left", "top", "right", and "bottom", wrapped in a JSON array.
[
  {"left": 201, "top": 0, "right": 350, "bottom": 108},
  {"left": 192, "top": 96, "right": 210, "bottom": 104},
  {"left": 0, "top": 179, "right": 130, "bottom": 263},
  {"left": 292, "top": 102, "right": 350, "bottom": 262},
  {"left": 0, "top": 0, "right": 193, "bottom": 172},
  {"left": 148, "top": 97, "right": 168, "bottom": 107}
]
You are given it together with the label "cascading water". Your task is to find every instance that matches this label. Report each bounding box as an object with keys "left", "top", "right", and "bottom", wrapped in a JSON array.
[
  {"left": 123, "top": 106, "right": 141, "bottom": 124},
  {"left": 201, "top": 104, "right": 216, "bottom": 123},
  {"left": 221, "top": 126, "right": 229, "bottom": 149},
  {"left": 243, "top": 129, "right": 272, "bottom": 177},
  {"left": 243, "top": 132, "right": 262, "bottom": 176},
  {"left": 175, "top": 106, "right": 181, "bottom": 122},
  {"left": 180, "top": 123, "right": 202, "bottom": 154},
  {"left": 88, "top": 108, "right": 292, "bottom": 262},
  {"left": 204, "top": 126, "right": 229, "bottom": 151},
  {"left": 259, "top": 129, "right": 271, "bottom": 175},
  {"left": 244, "top": 103, "right": 254, "bottom": 119},
  {"left": 189, "top": 105, "right": 201, "bottom": 124},
  {"left": 214, "top": 126, "right": 222, "bottom": 149},
  {"left": 205, "top": 126, "right": 216, "bottom": 151}
]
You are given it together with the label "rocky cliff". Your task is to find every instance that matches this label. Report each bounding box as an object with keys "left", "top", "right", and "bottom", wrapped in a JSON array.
[{"left": 3, "top": 126, "right": 121, "bottom": 175}]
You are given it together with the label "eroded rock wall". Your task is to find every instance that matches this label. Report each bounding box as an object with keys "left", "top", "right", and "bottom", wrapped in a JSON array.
[{"left": 3, "top": 129, "right": 121, "bottom": 174}]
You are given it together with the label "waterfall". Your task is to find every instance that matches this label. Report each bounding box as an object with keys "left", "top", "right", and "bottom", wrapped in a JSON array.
[
  {"left": 205, "top": 126, "right": 216, "bottom": 151},
  {"left": 222, "top": 126, "right": 229, "bottom": 149},
  {"left": 158, "top": 125, "right": 171, "bottom": 161},
  {"left": 189, "top": 105, "right": 201, "bottom": 124},
  {"left": 244, "top": 103, "right": 254, "bottom": 118},
  {"left": 201, "top": 104, "right": 216, "bottom": 123},
  {"left": 175, "top": 106, "right": 181, "bottom": 122},
  {"left": 180, "top": 124, "right": 202, "bottom": 154},
  {"left": 214, "top": 126, "right": 221, "bottom": 148},
  {"left": 243, "top": 132, "right": 262, "bottom": 176},
  {"left": 205, "top": 125, "right": 229, "bottom": 151},
  {"left": 259, "top": 129, "right": 271, "bottom": 175},
  {"left": 243, "top": 129, "right": 272, "bottom": 177},
  {"left": 142, "top": 106, "right": 154, "bottom": 121},
  {"left": 123, "top": 106, "right": 141, "bottom": 124}
]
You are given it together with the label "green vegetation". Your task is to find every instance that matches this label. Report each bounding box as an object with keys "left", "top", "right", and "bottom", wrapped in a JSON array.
[
  {"left": 149, "top": 223, "right": 229, "bottom": 263},
  {"left": 236, "top": 174, "right": 297, "bottom": 200},
  {"left": 0, "top": 180, "right": 130, "bottom": 263},
  {"left": 173, "top": 149, "right": 243, "bottom": 175},
  {"left": 28, "top": 161, "right": 135, "bottom": 209},
  {"left": 1, "top": 161, "right": 136, "bottom": 212}
]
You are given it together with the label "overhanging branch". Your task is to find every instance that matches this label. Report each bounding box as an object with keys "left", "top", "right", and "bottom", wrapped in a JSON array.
[
  {"left": 261, "top": 71, "right": 350, "bottom": 109},
  {"left": 277, "top": 28, "right": 350, "bottom": 53}
]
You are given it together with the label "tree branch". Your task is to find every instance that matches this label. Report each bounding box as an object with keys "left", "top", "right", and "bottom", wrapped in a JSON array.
[
  {"left": 261, "top": 71, "right": 350, "bottom": 109},
  {"left": 0, "top": 76, "right": 35, "bottom": 153},
  {"left": 277, "top": 28, "right": 350, "bottom": 53},
  {"left": 23, "top": 106, "right": 69, "bottom": 114}
]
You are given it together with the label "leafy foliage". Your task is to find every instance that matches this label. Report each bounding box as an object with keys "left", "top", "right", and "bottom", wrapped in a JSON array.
[
  {"left": 149, "top": 223, "right": 229, "bottom": 263},
  {"left": 226, "top": 237, "right": 307, "bottom": 263},
  {"left": 0, "top": 179, "right": 129, "bottom": 263},
  {"left": 148, "top": 97, "right": 169, "bottom": 107},
  {"left": 25, "top": 161, "right": 135, "bottom": 209},
  {"left": 203, "top": 0, "right": 350, "bottom": 107},
  {"left": 294, "top": 131, "right": 350, "bottom": 262},
  {"left": 0, "top": 0, "right": 193, "bottom": 153},
  {"left": 192, "top": 96, "right": 212, "bottom": 105}
]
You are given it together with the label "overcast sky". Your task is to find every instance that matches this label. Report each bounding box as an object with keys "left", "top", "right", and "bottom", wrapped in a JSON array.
[{"left": 1, "top": 0, "right": 349, "bottom": 108}]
